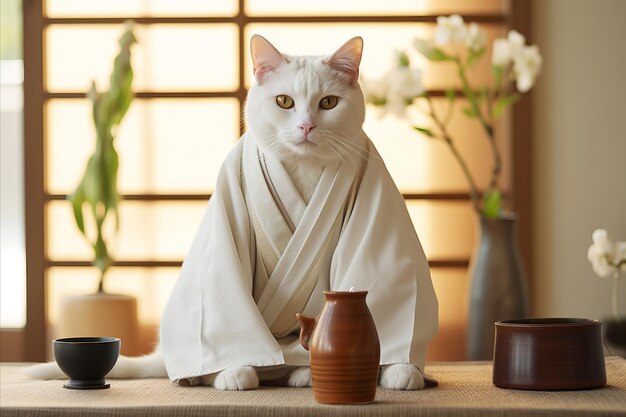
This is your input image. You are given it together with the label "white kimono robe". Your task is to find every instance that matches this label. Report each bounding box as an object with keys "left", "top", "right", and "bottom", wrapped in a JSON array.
[{"left": 160, "top": 133, "right": 438, "bottom": 382}]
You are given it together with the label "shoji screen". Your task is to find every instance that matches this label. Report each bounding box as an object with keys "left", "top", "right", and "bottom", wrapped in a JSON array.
[{"left": 26, "top": 0, "right": 513, "bottom": 360}]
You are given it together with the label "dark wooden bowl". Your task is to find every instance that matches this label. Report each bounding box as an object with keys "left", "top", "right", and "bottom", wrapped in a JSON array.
[
  {"left": 493, "top": 318, "right": 606, "bottom": 390},
  {"left": 53, "top": 337, "right": 120, "bottom": 389}
]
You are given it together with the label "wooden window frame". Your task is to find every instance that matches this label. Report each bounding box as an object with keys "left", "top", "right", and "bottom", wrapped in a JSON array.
[{"left": 4, "top": 0, "right": 532, "bottom": 362}]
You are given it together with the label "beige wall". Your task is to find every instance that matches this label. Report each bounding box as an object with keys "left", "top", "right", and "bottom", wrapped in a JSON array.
[{"left": 532, "top": 0, "right": 626, "bottom": 319}]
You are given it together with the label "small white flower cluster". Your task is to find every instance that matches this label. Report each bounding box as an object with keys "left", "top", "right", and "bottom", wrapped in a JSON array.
[
  {"left": 492, "top": 30, "right": 542, "bottom": 93},
  {"left": 587, "top": 229, "right": 626, "bottom": 278},
  {"left": 434, "top": 15, "right": 486, "bottom": 52},
  {"left": 361, "top": 15, "right": 543, "bottom": 118},
  {"left": 433, "top": 15, "right": 542, "bottom": 93},
  {"left": 362, "top": 51, "right": 424, "bottom": 118},
  {"left": 362, "top": 16, "right": 542, "bottom": 219}
]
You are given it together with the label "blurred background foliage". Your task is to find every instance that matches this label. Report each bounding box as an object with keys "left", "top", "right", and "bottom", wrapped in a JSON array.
[{"left": 1, "top": 0, "right": 22, "bottom": 60}]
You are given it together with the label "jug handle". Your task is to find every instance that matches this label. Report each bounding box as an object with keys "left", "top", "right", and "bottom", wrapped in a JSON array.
[{"left": 296, "top": 313, "right": 316, "bottom": 351}]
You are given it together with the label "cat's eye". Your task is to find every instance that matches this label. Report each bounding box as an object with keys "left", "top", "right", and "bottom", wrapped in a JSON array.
[
  {"left": 320, "top": 96, "right": 339, "bottom": 110},
  {"left": 276, "top": 95, "right": 294, "bottom": 109}
]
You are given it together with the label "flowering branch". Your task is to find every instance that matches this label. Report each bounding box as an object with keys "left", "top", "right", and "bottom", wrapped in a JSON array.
[
  {"left": 423, "top": 96, "right": 481, "bottom": 213},
  {"left": 362, "top": 15, "right": 542, "bottom": 218},
  {"left": 455, "top": 58, "right": 501, "bottom": 196},
  {"left": 588, "top": 229, "right": 626, "bottom": 321}
]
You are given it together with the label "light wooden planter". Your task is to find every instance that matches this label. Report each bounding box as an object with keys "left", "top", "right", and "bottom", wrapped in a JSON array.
[{"left": 58, "top": 293, "right": 139, "bottom": 356}]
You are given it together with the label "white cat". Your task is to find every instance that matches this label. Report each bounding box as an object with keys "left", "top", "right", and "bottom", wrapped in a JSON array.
[{"left": 24, "top": 35, "right": 426, "bottom": 392}]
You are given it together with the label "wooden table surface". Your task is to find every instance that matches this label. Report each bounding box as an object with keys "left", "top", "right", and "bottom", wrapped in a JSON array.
[{"left": 1, "top": 357, "right": 625, "bottom": 417}]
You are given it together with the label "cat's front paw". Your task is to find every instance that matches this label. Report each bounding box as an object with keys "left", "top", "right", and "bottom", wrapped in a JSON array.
[
  {"left": 379, "top": 364, "right": 425, "bottom": 390},
  {"left": 287, "top": 367, "right": 312, "bottom": 387},
  {"left": 213, "top": 366, "right": 259, "bottom": 391}
]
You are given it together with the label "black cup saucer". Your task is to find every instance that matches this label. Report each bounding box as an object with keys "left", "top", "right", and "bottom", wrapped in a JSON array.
[
  {"left": 53, "top": 336, "right": 120, "bottom": 390},
  {"left": 63, "top": 378, "right": 111, "bottom": 390}
]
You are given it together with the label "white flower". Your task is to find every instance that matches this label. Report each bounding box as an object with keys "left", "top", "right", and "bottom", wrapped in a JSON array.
[
  {"left": 593, "top": 229, "right": 614, "bottom": 254},
  {"left": 587, "top": 228, "right": 626, "bottom": 277},
  {"left": 362, "top": 62, "right": 423, "bottom": 118},
  {"left": 388, "top": 66, "right": 424, "bottom": 98},
  {"left": 507, "top": 30, "right": 526, "bottom": 57},
  {"left": 492, "top": 38, "right": 512, "bottom": 66},
  {"left": 466, "top": 22, "right": 486, "bottom": 52},
  {"left": 490, "top": 29, "right": 542, "bottom": 92},
  {"left": 513, "top": 45, "right": 542, "bottom": 92},
  {"left": 491, "top": 30, "right": 528, "bottom": 67},
  {"left": 435, "top": 14, "right": 467, "bottom": 45},
  {"left": 588, "top": 244, "right": 617, "bottom": 278},
  {"left": 384, "top": 65, "right": 424, "bottom": 117}
]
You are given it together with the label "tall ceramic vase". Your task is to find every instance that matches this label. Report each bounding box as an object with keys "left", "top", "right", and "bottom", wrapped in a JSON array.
[{"left": 467, "top": 214, "right": 529, "bottom": 360}]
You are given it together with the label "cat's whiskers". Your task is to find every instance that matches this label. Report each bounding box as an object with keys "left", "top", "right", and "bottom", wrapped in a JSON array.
[
  {"left": 323, "top": 132, "right": 385, "bottom": 174},
  {"left": 331, "top": 140, "right": 378, "bottom": 191},
  {"left": 324, "top": 131, "right": 385, "bottom": 166},
  {"left": 317, "top": 128, "right": 380, "bottom": 162},
  {"left": 321, "top": 133, "right": 382, "bottom": 191},
  {"left": 328, "top": 141, "right": 377, "bottom": 192},
  {"left": 326, "top": 140, "right": 367, "bottom": 179},
  {"left": 260, "top": 135, "right": 283, "bottom": 156},
  {"left": 337, "top": 143, "right": 385, "bottom": 179},
  {"left": 320, "top": 129, "right": 381, "bottom": 159},
  {"left": 330, "top": 139, "right": 373, "bottom": 167}
]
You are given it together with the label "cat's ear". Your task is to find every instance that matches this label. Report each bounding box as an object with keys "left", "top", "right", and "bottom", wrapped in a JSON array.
[
  {"left": 325, "top": 37, "right": 363, "bottom": 86},
  {"left": 250, "top": 35, "right": 286, "bottom": 84}
]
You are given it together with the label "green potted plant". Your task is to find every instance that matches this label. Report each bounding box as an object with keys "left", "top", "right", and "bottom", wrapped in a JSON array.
[
  {"left": 363, "top": 15, "right": 542, "bottom": 359},
  {"left": 57, "top": 23, "right": 140, "bottom": 356}
]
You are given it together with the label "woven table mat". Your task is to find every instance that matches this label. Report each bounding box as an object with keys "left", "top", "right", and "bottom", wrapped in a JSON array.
[{"left": 1, "top": 357, "right": 625, "bottom": 417}]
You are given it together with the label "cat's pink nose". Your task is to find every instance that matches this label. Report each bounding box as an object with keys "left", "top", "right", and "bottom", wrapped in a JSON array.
[{"left": 298, "top": 123, "right": 316, "bottom": 137}]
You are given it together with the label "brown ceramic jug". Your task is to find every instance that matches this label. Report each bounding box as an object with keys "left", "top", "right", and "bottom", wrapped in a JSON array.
[{"left": 296, "top": 290, "right": 380, "bottom": 404}]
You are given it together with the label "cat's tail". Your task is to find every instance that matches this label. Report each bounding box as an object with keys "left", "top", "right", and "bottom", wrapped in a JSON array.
[{"left": 23, "top": 346, "right": 167, "bottom": 380}]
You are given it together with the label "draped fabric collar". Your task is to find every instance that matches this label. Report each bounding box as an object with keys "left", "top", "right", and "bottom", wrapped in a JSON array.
[{"left": 242, "top": 137, "right": 358, "bottom": 333}]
